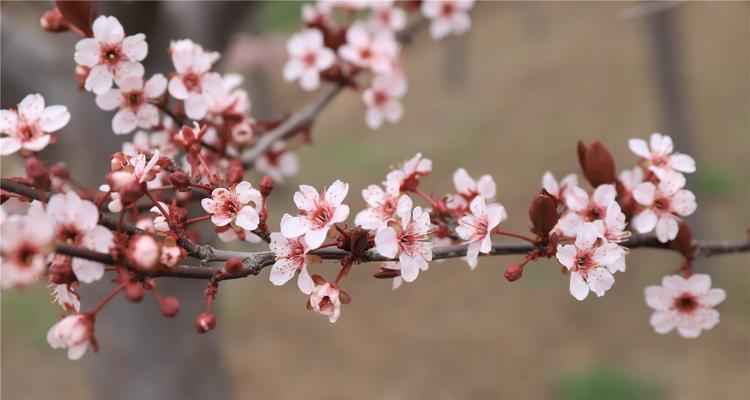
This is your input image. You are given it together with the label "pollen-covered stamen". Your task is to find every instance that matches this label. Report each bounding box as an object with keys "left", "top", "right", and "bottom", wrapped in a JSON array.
[
  {"left": 584, "top": 205, "right": 604, "bottom": 222},
  {"left": 124, "top": 91, "right": 145, "bottom": 110},
  {"left": 309, "top": 201, "right": 334, "bottom": 228},
  {"left": 57, "top": 225, "right": 84, "bottom": 245},
  {"left": 101, "top": 45, "right": 123, "bottom": 66},
  {"left": 673, "top": 293, "right": 699, "bottom": 313},
  {"left": 573, "top": 250, "right": 594, "bottom": 274},
  {"left": 653, "top": 196, "right": 671, "bottom": 213},
  {"left": 182, "top": 72, "right": 202, "bottom": 92}
]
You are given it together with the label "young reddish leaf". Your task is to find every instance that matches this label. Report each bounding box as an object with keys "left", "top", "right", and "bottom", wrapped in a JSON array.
[
  {"left": 577, "top": 140, "right": 616, "bottom": 187},
  {"left": 55, "top": 0, "right": 94, "bottom": 37}
]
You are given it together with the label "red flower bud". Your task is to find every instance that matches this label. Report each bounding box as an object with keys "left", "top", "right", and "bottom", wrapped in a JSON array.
[
  {"left": 125, "top": 282, "right": 145, "bottom": 303},
  {"left": 260, "top": 175, "right": 274, "bottom": 198},
  {"left": 25, "top": 157, "right": 50, "bottom": 188},
  {"left": 225, "top": 161, "right": 245, "bottom": 186},
  {"left": 195, "top": 312, "right": 216, "bottom": 334},
  {"left": 169, "top": 171, "right": 191, "bottom": 191},
  {"left": 224, "top": 257, "right": 244, "bottom": 275},
  {"left": 40, "top": 8, "right": 69, "bottom": 33},
  {"left": 119, "top": 182, "right": 143, "bottom": 206},
  {"left": 160, "top": 296, "right": 180, "bottom": 318},
  {"left": 168, "top": 205, "right": 188, "bottom": 227},
  {"left": 504, "top": 263, "right": 524, "bottom": 282},
  {"left": 528, "top": 191, "right": 560, "bottom": 240},
  {"left": 50, "top": 163, "right": 69, "bottom": 179},
  {"left": 577, "top": 140, "right": 616, "bottom": 187}
]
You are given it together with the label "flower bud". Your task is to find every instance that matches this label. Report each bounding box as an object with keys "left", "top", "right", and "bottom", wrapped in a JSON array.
[
  {"left": 224, "top": 257, "right": 243, "bottom": 275},
  {"left": 528, "top": 191, "right": 560, "bottom": 240},
  {"left": 504, "top": 263, "right": 524, "bottom": 282},
  {"left": 119, "top": 182, "right": 143, "bottom": 206},
  {"left": 125, "top": 282, "right": 145, "bottom": 303},
  {"left": 40, "top": 8, "right": 69, "bottom": 33},
  {"left": 50, "top": 163, "right": 70, "bottom": 179},
  {"left": 169, "top": 171, "right": 191, "bottom": 191},
  {"left": 259, "top": 175, "right": 274, "bottom": 198},
  {"left": 225, "top": 161, "right": 245, "bottom": 186},
  {"left": 160, "top": 296, "right": 180, "bottom": 318},
  {"left": 577, "top": 140, "right": 616, "bottom": 187},
  {"left": 195, "top": 312, "right": 216, "bottom": 334},
  {"left": 168, "top": 205, "right": 188, "bottom": 226},
  {"left": 49, "top": 256, "right": 77, "bottom": 284},
  {"left": 25, "top": 157, "right": 50, "bottom": 188},
  {"left": 127, "top": 234, "right": 160, "bottom": 271}
]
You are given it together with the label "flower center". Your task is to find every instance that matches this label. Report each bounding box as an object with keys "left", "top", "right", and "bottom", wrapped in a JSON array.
[
  {"left": 654, "top": 196, "right": 670, "bottom": 212},
  {"left": 674, "top": 293, "right": 698, "bottom": 313},
  {"left": 18, "top": 123, "right": 40, "bottom": 140},
  {"left": 441, "top": 2, "right": 455, "bottom": 17},
  {"left": 373, "top": 91, "right": 388, "bottom": 107},
  {"left": 57, "top": 225, "right": 83, "bottom": 245},
  {"left": 182, "top": 72, "right": 202, "bottom": 92},
  {"left": 302, "top": 52, "right": 317, "bottom": 67},
  {"left": 102, "top": 45, "right": 122, "bottom": 65},
  {"left": 13, "top": 243, "right": 38, "bottom": 268},
  {"left": 359, "top": 47, "right": 373, "bottom": 60},
  {"left": 310, "top": 203, "right": 333, "bottom": 228},
  {"left": 220, "top": 198, "right": 240, "bottom": 216},
  {"left": 584, "top": 205, "right": 603, "bottom": 221},
  {"left": 125, "top": 91, "right": 144, "bottom": 109},
  {"left": 574, "top": 251, "right": 594, "bottom": 273}
]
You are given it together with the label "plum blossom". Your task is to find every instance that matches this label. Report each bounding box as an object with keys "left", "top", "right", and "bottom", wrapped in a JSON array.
[
  {"left": 628, "top": 133, "right": 696, "bottom": 175},
  {"left": 421, "top": 0, "right": 475, "bottom": 40},
  {"left": 74, "top": 16, "right": 147, "bottom": 94},
  {"left": 206, "top": 74, "right": 251, "bottom": 116},
  {"left": 167, "top": 39, "right": 223, "bottom": 120},
  {"left": 44, "top": 192, "right": 114, "bottom": 283},
  {"left": 1, "top": 94, "right": 70, "bottom": 155},
  {"left": 362, "top": 73, "right": 407, "bottom": 129},
  {"left": 0, "top": 210, "right": 55, "bottom": 288},
  {"left": 556, "top": 222, "right": 623, "bottom": 300},
  {"left": 446, "top": 168, "right": 497, "bottom": 211},
  {"left": 592, "top": 202, "right": 630, "bottom": 273},
  {"left": 385, "top": 153, "right": 432, "bottom": 191},
  {"left": 47, "top": 314, "right": 94, "bottom": 360},
  {"left": 201, "top": 181, "right": 263, "bottom": 231},
  {"left": 255, "top": 141, "right": 299, "bottom": 183},
  {"left": 122, "top": 129, "right": 179, "bottom": 160},
  {"left": 368, "top": 1, "right": 407, "bottom": 33},
  {"left": 149, "top": 201, "right": 170, "bottom": 233},
  {"left": 98, "top": 184, "right": 123, "bottom": 213},
  {"left": 375, "top": 196, "right": 433, "bottom": 282},
  {"left": 308, "top": 281, "right": 342, "bottom": 323},
  {"left": 126, "top": 234, "right": 160, "bottom": 271},
  {"left": 95, "top": 74, "right": 167, "bottom": 134},
  {"left": 541, "top": 171, "right": 578, "bottom": 202},
  {"left": 268, "top": 230, "right": 316, "bottom": 293},
  {"left": 283, "top": 29, "right": 336, "bottom": 91},
  {"left": 281, "top": 180, "right": 350, "bottom": 249},
  {"left": 355, "top": 178, "right": 400, "bottom": 231},
  {"left": 618, "top": 166, "right": 644, "bottom": 193},
  {"left": 338, "top": 23, "right": 399, "bottom": 74},
  {"left": 632, "top": 170, "right": 696, "bottom": 242},
  {"left": 108, "top": 150, "right": 162, "bottom": 191},
  {"left": 555, "top": 184, "right": 617, "bottom": 237},
  {"left": 51, "top": 284, "right": 81, "bottom": 313},
  {"left": 456, "top": 195, "right": 507, "bottom": 269},
  {"left": 645, "top": 274, "right": 725, "bottom": 338}
]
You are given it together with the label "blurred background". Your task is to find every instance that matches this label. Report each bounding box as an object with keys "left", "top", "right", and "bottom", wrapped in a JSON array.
[{"left": 1, "top": 1, "right": 748, "bottom": 399}]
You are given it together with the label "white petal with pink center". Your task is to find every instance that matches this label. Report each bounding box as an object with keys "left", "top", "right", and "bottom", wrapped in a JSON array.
[
  {"left": 645, "top": 274, "right": 725, "bottom": 338},
  {"left": 362, "top": 73, "right": 407, "bottom": 129},
  {"left": 421, "top": 0, "right": 475, "bottom": 40},
  {"left": 0, "top": 209, "right": 55, "bottom": 288},
  {"left": 96, "top": 74, "right": 166, "bottom": 134},
  {"left": 628, "top": 133, "right": 696, "bottom": 175},
  {"left": 47, "top": 314, "right": 92, "bottom": 360},
  {"left": 0, "top": 94, "right": 70, "bottom": 155},
  {"left": 631, "top": 171, "right": 696, "bottom": 242},
  {"left": 374, "top": 196, "right": 433, "bottom": 282},
  {"left": 455, "top": 195, "right": 507, "bottom": 269},
  {"left": 201, "top": 181, "right": 262, "bottom": 232},
  {"left": 268, "top": 231, "right": 315, "bottom": 293},
  {"left": 355, "top": 178, "right": 400, "bottom": 231},
  {"left": 281, "top": 180, "right": 350, "bottom": 249},
  {"left": 167, "top": 39, "right": 222, "bottom": 120},
  {"left": 556, "top": 222, "right": 621, "bottom": 300},
  {"left": 283, "top": 29, "right": 336, "bottom": 91},
  {"left": 368, "top": 1, "right": 407, "bottom": 33},
  {"left": 554, "top": 184, "right": 616, "bottom": 237},
  {"left": 541, "top": 171, "right": 578, "bottom": 201},
  {"left": 338, "top": 23, "right": 399, "bottom": 74}
]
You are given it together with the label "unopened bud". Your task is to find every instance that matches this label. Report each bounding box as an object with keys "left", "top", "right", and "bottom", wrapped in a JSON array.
[
  {"left": 125, "top": 282, "right": 146, "bottom": 303},
  {"left": 225, "top": 162, "right": 244, "bottom": 186},
  {"left": 119, "top": 182, "right": 143, "bottom": 206},
  {"left": 504, "top": 264, "right": 524, "bottom": 282},
  {"left": 160, "top": 296, "right": 180, "bottom": 317},
  {"left": 169, "top": 171, "right": 191, "bottom": 191},
  {"left": 50, "top": 163, "right": 69, "bottom": 179},
  {"left": 25, "top": 157, "right": 50, "bottom": 188},
  {"left": 168, "top": 205, "right": 188, "bottom": 226},
  {"left": 195, "top": 312, "right": 216, "bottom": 334},
  {"left": 40, "top": 8, "right": 69, "bottom": 33},
  {"left": 224, "top": 257, "right": 243, "bottom": 275},
  {"left": 260, "top": 175, "right": 274, "bottom": 198}
]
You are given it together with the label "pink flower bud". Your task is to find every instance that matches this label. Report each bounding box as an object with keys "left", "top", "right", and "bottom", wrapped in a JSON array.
[
  {"left": 26, "top": 157, "right": 50, "bottom": 188},
  {"left": 169, "top": 171, "right": 191, "bottom": 191},
  {"left": 504, "top": 264, "right": 524, "bottom": 282},
  {"left": 127, "top": 234, "right": 160, "bottom": 271},
  {"left": 125, "top": 282, "right": 145, "bottom": 303},
  {"left": 259, "top": 175, "right": 274, "bottom": 198},
  {"left": 195, "top": 312, "right": 216, "bottom": 333},
  {"left": 224, "top": 257, "right": 243, "bottom": 275},
  {"left": 160, "top": 296, "right": 180, "bottom": 318},
  {"left": 40, "top": 8, "right": 69, "bottom": 33}
]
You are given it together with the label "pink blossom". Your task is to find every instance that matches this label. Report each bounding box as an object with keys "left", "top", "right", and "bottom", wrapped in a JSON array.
[
  {"left": 556, "top": 222, "right": 622, "bottom": 300},
  {"left": 255, "top": 141, "right": 299, "bottom": 183},
  {"left": 201, "top": 181, "right": 262, "bottom": 231},
  {"left": 283, "top": 29, "right": 336, "bottom": 91},
  {"left": 0, "top": 209, "right": 55, "bottom": 288},
  {"left": 108, "top": 150, "right": 162, "bottom": 191},
  {"left": 362, "top": 73, "right": 407, "bottom": 129},
  {"left": 618, "top": 166, "right": 644, "bottom": 193},
  {"left": 645, "top": 274, "right": 725, "bottom": 338},
  {"left": 149, "top": 201, "right": 170, "bottom": 233},
  {"left": 0, "top": 94, "right": 70, "bottom": 155},
  {"left": 455, "top": 195, "right": 507, "bottom": 269},
  {"left": 51, "top": 283, "right": 81, "bottom": 313},
  {"left": 628, "top": 133, "right": 696, "bottom": 175},
  {"left": 368, "top": 1, "right": 407, "bottom": 33},
  {"left": 541, "top": 171, "right": 578, "bottom": 202},
  {"left": 446, "top": 167, "right": 496, "bottom": 211},
  {"left": 632, "top": 170, "right": 696, "bottom": 243},
  {"left": 44, "top": 192, "right": 114, "bottom": 283},
  {"left": 281, "top": 180, "right": 350, "bottom": 249},
  {"left": 338, "top": 23, "right": 399, "bottom": 74},
  {"left": 375, "top": 196, "right": 433, "bottom": 282},
  {"left": 167, "top": 39, "right": 223, "bottom": 120},
  {"left": 592, "top": 202, "right": 630, "bottom": 273},
  {"left": 355, "top": 178, "right": 401, "bottom": 231},
  {"left": 555, "top": 184, "right": 617, "bottom": 237},
  {"left": 160, "top": 243, "right": 183, "bottom": 268},
  {"left": 206, "top": 74, "right": 251, "bottom": 117},
  {"left": 122, "top": 129, "right": 179, "bottom": 160},
  {"left": 268, "top": 231, "right": 315, "bottom": 293},
  {"left": 47, "top": 314, "right": 93, "bottom": 360},
  {"left": 385, "top": 153, "right": 432, "bottom": 191},
  {"left": 95, "top": 74, "right": 167, "bottom": 134},
  {"left": 74, "top": 16, "right": 147, "bottom": 94},
  {"left": 127, "top": 234, "right": 160, "bottom": 271},
  {"left": 421, "top": 0, "right": 475, "bottom": 40},
  {"left": 309, "top": 281, "right": 342, "bottom": 323}
]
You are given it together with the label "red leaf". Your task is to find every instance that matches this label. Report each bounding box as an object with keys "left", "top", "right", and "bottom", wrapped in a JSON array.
[{"left": 56, "top": 0, "right": 94, "bottom": 37}]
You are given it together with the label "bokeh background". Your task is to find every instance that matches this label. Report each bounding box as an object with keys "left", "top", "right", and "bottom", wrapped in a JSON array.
[{"left": 2, "top": 1, "right": 749, "bottom": 399}]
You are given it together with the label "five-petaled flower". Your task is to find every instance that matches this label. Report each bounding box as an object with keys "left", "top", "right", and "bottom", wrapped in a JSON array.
[
  {"left": 108, "top": 150, "right": 162, "bottom": 191},
  {"left": 645, "top": 274, "right": 725, "bottom": 338},
  {"left": 308, "top": 281, "right": 342, "bottom": 323},
  {"left": 283, "top": 29, "right": 336, "bottom": 91},
  {"left": 1, "top": 94, "right": 70, "bottom": 155},
  {"left": 541, "top": 171, "right": 578, "bottom": 203},
  {"left": 456, "top": 195, "right": 507, "bottom": 269},
  {"left": 167, "top": 39, "right": 222, "bottom": 120},
  {"left": 338, "top": 23, "right": 399, "bottom": 74},
  {"left": 355, "top": 178, "right": 401, "bottom": 231},
  {"left": 385, "top": 153, "right": 432, "bottom": 192},
  {"left": 375, "top": 196, "right": 433, "bottom": 282},
  {"left": 0, "top": 208, "right": 55, "bottom": 288},
  {"left": 74, "top": 16, "right": 147, "bottom": 94},
  {"left": 555, "top": 184, "right": 617, "bottom": 237},
  {"left": 201, "top": 181, "right": 263, "bottom": 232},
  {"left": 628, "top": 132, "right": 696, "bottom": 176},
  {"left": 632, "top": 170, "right": 696, "bottom": 243},
  {"left": 421, "top": 0, "right": 475, "bottom": 40},
  {"left": 95, "top": 74, "right": 167, "bottom": 134},
  {"left": 362, "top": 73, "right": 407, "bottom": 129},
  {"left": 281, "top": 180, "right": 350, "bottom": 249},
  {"left": 47, "top": 314, "right": 94, "bottom": 360},
  {"left": 255, "top": 141, "right": 299, "bottom": 184},
  {"left": 268, "top": 230, "right": 316, "bottom": 293},
  {"left": 368, "top": 1, "right": 407, "bottom": 33},
  {"left": 555, "top": 222, "right": 622, "bottom": 301},
  {"left": 446, "top": 167, "right": 497, "bottom": 211}
]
